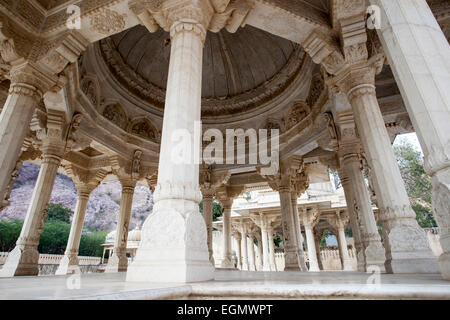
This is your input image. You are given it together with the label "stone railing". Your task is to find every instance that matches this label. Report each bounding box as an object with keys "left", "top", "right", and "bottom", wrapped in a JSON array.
[
  {"left": 0, "top": 252, "right": 102, "bottom": 266},
  {"left": 273, "top": 248, "right": 358, "bottom": 271}
]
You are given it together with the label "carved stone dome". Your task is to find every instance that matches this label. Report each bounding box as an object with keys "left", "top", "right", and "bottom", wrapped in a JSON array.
[{"left": 96, "top": 25, "right": 308, "bottom": 117}]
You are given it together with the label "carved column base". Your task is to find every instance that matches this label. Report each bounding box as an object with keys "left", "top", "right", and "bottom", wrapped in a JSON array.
[
  {"left": 105, "top": 248, "right": 128, "bottom": 273},
  {"left": 0, "top": 244, "right": 39, "bottom": 277},
  {"left": 127, "top": 200, "right": 214, "bottom": 283},
  {"left": 363, "top": 236, "right": 386, "bottom": 273},
  {"left": 382, "top": 210, "right": 439, "bottom": 274},
  {"left": 284, "top": 250, "right": 301, "bottom": 271},
  {"left": 55, "top": 252, "right": 80, "bottom": 275},
  {"left": 356, "top": 247, "right": 366, "bottom": 272}
]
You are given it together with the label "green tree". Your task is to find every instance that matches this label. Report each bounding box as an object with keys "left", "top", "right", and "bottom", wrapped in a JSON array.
[
  {"left": 79, "top": 230, "right": 108, "bottom": 257},
  {"left": 47, "top": 203, "right": 73, "bottom": 223},
  {"left": 38, "top": 220, "right": 71, "bottom": 254},
  {"left": 393, "top": 137, "right": 437, "bottom": 228},
  {"left": 199, "top": 200, "right": 223, "bottom": 222},
  {"left": 0, "top": 219, "right": 23, "bottom": 252}
]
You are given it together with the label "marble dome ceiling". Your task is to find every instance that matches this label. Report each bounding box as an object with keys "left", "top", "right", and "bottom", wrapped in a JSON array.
[{"left": 95, "top": 25, "right": 309, "bottom": 117}]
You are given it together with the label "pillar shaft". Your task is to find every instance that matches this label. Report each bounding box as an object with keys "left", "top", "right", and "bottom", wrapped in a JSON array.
[
  {"left": 248, "top": 234, "right": 256, "bottom": 271},
  {"left": 339, "top": 66, "right": 438, "bottom": 273},
  {"left": 268, "top": 227, "right": 277, "bottom": 271},
  {"left": 314, "top": 233, "right": 323, "bottom": 271},
  {"left": 0, "top": 152, "right": 61, "bottom": 277},
  {"left": 336, "top": 225, "right": 352, "bottom": 271},
  {"left": 255, "top": 234, "right": 263, "bottom": 271},
  {"left": 106, "top": 182, "right": 135, "bottom": 273},
  {"left": 126, "top": 19, "right": 213, "bottom": 282},
  {"left": 260, "top": 226, "right": 271, "bottom": 271},
  {"left": 202, "top": 194, "right": 214, "bottom": 265},
  {"left": 305, "top": 226, "right": 320, "bottom": 272},
  {"left": 343, "top": 154, "right": 386, "bottom": 271},
  {"left": 56, "top": 186, "right": 92, "bottom": 275},
  {"left": 339, "top": 170, "right": 366, "bottom": 272},
  {"left": 370, "top": 0, "right": 450, "bottom": 279},
  {"left": 279, "top": 188, "right": 300, "bottom": 270},
  {"left": 240, "top": 227, "right": 249, "bottom": 271},
  {"left": 221, "top": 203, "right": 233, "bottom": 268},
  {"left": 291, "top": 195, "right": 308, "bottom": 271},
  {"left": 233, "top": 234, "right": 242, "bottom": 269}
]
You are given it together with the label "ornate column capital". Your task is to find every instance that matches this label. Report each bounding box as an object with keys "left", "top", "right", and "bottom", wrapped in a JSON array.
[
  {"left": 327, "top": 211, "right": 350, "bottom": 230},
  {"left": 129, "top": 0, "right": 253, "bottom": 38},
  {"left": 200, "top": 165, "right": 231, "bottom": 197},
  {"left": 8, "top": 62, "right": 59, "bottom": 102},
  {"left": 301, "top": 207, "right": 320, "bottom": 229},
  {"left": 64, "top": 165, "right": 108, "bottom": 198}
]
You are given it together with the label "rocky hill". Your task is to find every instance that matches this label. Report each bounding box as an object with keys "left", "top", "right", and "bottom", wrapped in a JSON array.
[{"left": 0, "top": 162, "right": 153, "bottom": 231}]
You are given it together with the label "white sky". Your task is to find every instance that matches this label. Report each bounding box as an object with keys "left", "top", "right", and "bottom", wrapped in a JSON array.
[{"left": 393, "top": 132, "right": 423, "bottom": 155}]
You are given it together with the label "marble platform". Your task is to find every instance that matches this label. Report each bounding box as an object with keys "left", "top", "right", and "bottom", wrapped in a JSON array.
[{"left": 0, "top": 270, "right": 449, "bottom": 300}]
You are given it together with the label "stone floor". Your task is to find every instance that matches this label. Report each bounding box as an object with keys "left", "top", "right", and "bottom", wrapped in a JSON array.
[{"left": 0, "top": 270, "right": 449, "bottom": 300}]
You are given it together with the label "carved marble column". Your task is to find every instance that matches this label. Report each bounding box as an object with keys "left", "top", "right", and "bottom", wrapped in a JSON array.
[
  {"left": 291, "top": 193, "right": 308, "bottom": 271},
  {"left": 254, "top": 232, "right": 264, "bottom": 271},
  {"left": 0, "top": 63, "right": 56, "bottom": 208},
  {"left": 258, "top": 215, "right": 271, "bottom": 271},
  {"left": 302, "top": 208, "right": 320, "bottom": 272},
  {"left": 202, "top": 191, "right": 215, "bottom": 265},
  {"left": 239, "top": 222, "right": 249, "bottom": 271},
  {"left": 55, "top": 184, "right": 94, "bottom": 275},
  {"left": 232, "top": 231, "right": 242, "bottom": 269},
  {"left": 267, "top": 226, "right": 277, "bottom": 271},
  {"left": 336, "top": 64, "right": 438, "bottom": 273},
  {"left": 343, "top": 153, "right": 386, "bottom": 272},
  {"left": 314, "top": 230, "right": 323, "bottom": 271},
  {"left": 0, "top": 139, "right": 64, "bottom": 277},
  {"left": 221, "top": 199, "right": 234, "bottom": 268},
  {"left": 126, "top": 1, "right": 214, "bottom": 283},
  {"left": 369, "top": 0, "right": 450, "bottom": 279},
  {"left": 338, "top": 168, "right": 366, "bottom": 272},
  {"left": 247, "top": 232, "right": 256, "bottom": 272},
  {"left": 328, "top": 212, "right": 352, "bottom": 271},
  {"left": 279, "top": 186, "right": 300, "bottom": 270},
  {"left": 106, "top": 180, "right": 136, "bottom": 273}
]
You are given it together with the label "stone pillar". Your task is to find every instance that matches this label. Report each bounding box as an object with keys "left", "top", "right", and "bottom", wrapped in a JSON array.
[
  {"left": 343, "top": 153, "right": 386, "bottom": 271},
  {"left": 329, "top": 212, "right": 352, "bottom": 271},
  {"left": 233, "top": 231, "right": 242, "bottom": 269},
  {"left": 336, "top": 64, "right": 438, "bottom": 273},
  {"left": 202, "top": 192, "right": 215, "bottom": 265},
  {"left": 55, "top": 184, "right": 93, "bottom": 275},
  {"left": 239, "top": 222, "right": 249, "bottom": 271},
  {"left": 339, "top": 168, "right": 366, "bottom": 272},
  {"left": 0, "top": 63, "right": 55, "bottom": 208},
  {"left": 314, "top": 230, "right": 323, "bottom": 271},
  {"left": 106, "top": 180, "right": 136, "bottom": 273},
  {"left": 221, "top": 200, "right": 234, "bottom": 268},
  {"left": 267, "top": 226, "right": 277, "bottom": 271},
  {"left": 369, "top": 0, "right": 450, "bottom": 279},
  {"left": 0, "top": 147, "right": 63, "bottom": 277},
  {"left": 126, "top": 2, "right": 214, "bottom": 283},
  {"left": 255, "top": 233, "right": 264, "bottom": 271},
  {"left": 302, "top": 208, "right": 320, "bottom": 272},
  {"left": 247, "top": 233, "right": 256, "bottom": 271},
  {"left": 259, "top": 217, "right": 271, "bottom": 271},
  {"left": 279, "top": 186, "right": 300, "bottom": 270},
  {"left": 291, "top": 194, "right": 308, "bottom": 271}
]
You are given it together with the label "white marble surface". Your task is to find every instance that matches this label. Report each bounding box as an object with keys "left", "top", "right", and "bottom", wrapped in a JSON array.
[{"left": 0, "top": 270, "right": 449, "bottom": 300}]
